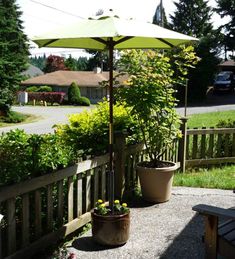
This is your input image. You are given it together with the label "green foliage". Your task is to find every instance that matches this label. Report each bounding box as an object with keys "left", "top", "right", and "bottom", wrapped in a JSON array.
[
  {"left": 67, "top": 82, "right": 90, "bottom": 106},
  {"left": 0, "top": 110, "right": 26, "bottom": 123},
  {"left": 38, "top": 85, "right": 53, "bottom": 92},
  {"left": 0, "top": 129, "right": 75, "bottom": 185},
  {"left": 29, "top": 54, "right": 46, "bottom": 71},
  {"left": 26, "top": 86, "right": 38, "bottom": 92},
  {"left": 26, "top": 85, "right": 53, "bottom": 92},
  {"left": 170, "top": 0, "right": 220, "bottom": 101},
  {"left": 116, "top": 49, "right": 197, "bottom": 163},
  {"left": 65, "top": 54, "right": 78, "bottom": 71},
  {"left": 215, "top": 0, "right": 235, "bottom": 55},
  {"left": 55, "top": 100, "right": 139, "bottom": 156},
  {"left": 94, "top": 199, "right": 129, "bottom": 215},
  {"left": 68, "top": 82, "right": 81, "bottom": 104},
  {"left": 0, "top": 0, "right": 29, "bottom": 114},
  {"left": 77, "top": 96, "right": 90, "bottom": 106}
]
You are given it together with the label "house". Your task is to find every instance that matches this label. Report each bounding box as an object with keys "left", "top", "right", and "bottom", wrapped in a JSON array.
[{"left": 21, "top": 69, "right": 111, "bottom": 103}]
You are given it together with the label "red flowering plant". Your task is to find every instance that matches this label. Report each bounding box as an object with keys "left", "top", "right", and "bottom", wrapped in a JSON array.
[{"left": 94, "top": 199, "right": 129, "bottom": 216}]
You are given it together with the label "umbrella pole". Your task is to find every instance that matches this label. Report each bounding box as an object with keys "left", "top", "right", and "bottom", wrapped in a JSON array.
[{"left": 108, "top": 39, "right": 114, "bottom": 213}]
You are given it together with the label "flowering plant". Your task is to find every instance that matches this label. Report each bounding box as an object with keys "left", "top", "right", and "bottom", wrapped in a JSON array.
[{"left": 94, "top": 199, "right": 129, "bottom": 215}]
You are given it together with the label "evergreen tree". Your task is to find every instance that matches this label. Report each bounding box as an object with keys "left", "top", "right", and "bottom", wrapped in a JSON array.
[
  {"left": 65, "top": 54, "right": 77, "bottom": 71},
  {"left": 170, "top": 0, "right": 220, "bottom": 102},
  {"left": 215, "top": 0, "right": 235, "bottom": 58},
  {"left": 152, "top": 1, "right": 170, "bottom": 29},
  {"left": 0, "top": 0, "right": 29, "bottom": 115},
  {"left": 29, "top": 54, "right": 46, "bottom": 71}
]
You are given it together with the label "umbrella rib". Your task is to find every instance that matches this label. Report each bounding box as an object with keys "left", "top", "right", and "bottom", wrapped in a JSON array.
[
  {"left": 40, "top": 39, "right": 58, "bottom": 47},
  {"left": 92, "top": 37, "right": 108, "bottom": 45},
  {"left": 156, "top": 38, "right": 174, "bottom": 48},
  {"left": 114, "top": 36, "right": 134, "bottom": 45}
]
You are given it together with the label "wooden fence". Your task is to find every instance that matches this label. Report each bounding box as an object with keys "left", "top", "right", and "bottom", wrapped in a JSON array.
[{"left": 1, "top": 124, "right": 235, "bottom": 258}]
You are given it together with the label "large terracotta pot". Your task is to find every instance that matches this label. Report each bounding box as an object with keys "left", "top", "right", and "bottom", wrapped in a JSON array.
[
  {"left": 91, "top": 211, "right": 130, "bottom": 246},
  {"left": 137, "top": 161, "right": 178, "bottom": 203}
]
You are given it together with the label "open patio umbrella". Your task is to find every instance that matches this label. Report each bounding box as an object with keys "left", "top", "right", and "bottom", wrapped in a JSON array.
[{"left": 32, "top": 12, "right": 197, "bottom": 212}]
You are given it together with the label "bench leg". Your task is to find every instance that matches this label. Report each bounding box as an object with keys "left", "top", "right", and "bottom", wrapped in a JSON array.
[{"left": 204, "top": 215, "right": 218, "bottom": 259}]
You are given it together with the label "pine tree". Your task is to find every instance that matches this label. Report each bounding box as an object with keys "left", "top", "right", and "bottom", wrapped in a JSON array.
[
  {"left": 170, "top": 0, "right": 213, "bottom": 37},
  {"left": 215, "top": 0, "right": 235, "bottom": 58},
  {"left": 0, "top": 0, "right": 29, "bottom": 115},
  {"left": 170, "top": 0, "right": 220, "bottom": 101},
  {"left": 65, "top": 55, "right": 77, "bottom": 71}
]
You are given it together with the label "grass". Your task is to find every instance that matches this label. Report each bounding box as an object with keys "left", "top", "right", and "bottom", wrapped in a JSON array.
[
  {"left": 173, "top": 165, "right": 235, "bottom": 190},
  {"left": 187, "top": 110, "right": 235, "bottom": 128},
  {"left": 0, "top": 111, "right": 41, "bottom": 127}
]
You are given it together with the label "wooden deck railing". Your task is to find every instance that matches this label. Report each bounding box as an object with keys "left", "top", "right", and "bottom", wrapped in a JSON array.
[
  {"left": 0, "top": 154, "right": 109, "bottom": 259},
  {"left": 1, "top": 124, "right": 235, "bottom": 258}
]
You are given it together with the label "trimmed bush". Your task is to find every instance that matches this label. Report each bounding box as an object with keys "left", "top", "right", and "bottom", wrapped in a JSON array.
[
  {"left": 78, "top": 96, "right": 90, "bottom": 106},
  {"left": 26, "top": 86, "right": 38, "bottom": 92},
  {"left": 68, "top": 82, "right": 81, "bottom": 104},
  {"left": 38, "top": 85, "right": 52, "bottom": 92},
  {"left": 28, "top": 92, "right": 65, "bottom": 105},
  {"left": 55, "top": 100, "right": 140, "bottom": 156}
]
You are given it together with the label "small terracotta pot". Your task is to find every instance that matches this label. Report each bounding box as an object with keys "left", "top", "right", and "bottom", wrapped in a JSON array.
[{"left": 91, "top": 211, "right": 130, "bottom": 246}]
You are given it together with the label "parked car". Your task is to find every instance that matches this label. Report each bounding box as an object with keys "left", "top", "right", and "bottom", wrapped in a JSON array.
[{"left": 213, "top": 71, "right": 235, "bottom": 93}]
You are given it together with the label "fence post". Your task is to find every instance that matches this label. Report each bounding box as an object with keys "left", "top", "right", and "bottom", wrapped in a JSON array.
[
  {"left": 0, "top": 214, "right": 3, "bottom": 259},
  {"left": 178, "top": 117, "right": 188, "bottom": 173},
  {"left": 114, "top": 131, "right": 126, "bottom": 199}
]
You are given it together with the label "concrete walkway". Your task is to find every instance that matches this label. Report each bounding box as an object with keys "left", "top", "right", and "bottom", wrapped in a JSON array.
[{"left": 65, "top": 187, "right": 235, "bottom": 259}]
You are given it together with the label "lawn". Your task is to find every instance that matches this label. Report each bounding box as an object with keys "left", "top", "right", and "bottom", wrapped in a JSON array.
[
  {"left": 187, "top": 110, "right": 235, "bottom": 128},
  {"left": 174, "top": 165, "right": 235, "bottom": 190}
]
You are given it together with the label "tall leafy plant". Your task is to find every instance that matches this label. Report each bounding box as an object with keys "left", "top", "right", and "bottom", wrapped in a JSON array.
[{"left": 116, "top": 49, "right": 198, "bottom": 166}]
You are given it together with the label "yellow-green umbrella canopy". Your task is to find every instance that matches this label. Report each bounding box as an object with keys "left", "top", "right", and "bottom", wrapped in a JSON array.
[
  {"left": 33, "top": 16, "right": 196, "bottom": 50},
  {"left": 32, "top": 14, "right": 197, "bottom": 212}
]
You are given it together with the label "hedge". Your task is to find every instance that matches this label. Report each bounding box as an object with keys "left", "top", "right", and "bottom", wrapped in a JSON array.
[{"left": 28, "top": 92, "right": 65, "bottom": 105}]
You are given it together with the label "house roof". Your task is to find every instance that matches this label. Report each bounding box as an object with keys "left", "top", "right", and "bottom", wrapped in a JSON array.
[
  {"left": 22, "top": 64, "right": 44, "bottom": 78},
  {"left": 218, "top": 60, "right": 235, "bottom": 67},
  {"left": 21, "top": 70, "right": 112, "bottom": 87}
]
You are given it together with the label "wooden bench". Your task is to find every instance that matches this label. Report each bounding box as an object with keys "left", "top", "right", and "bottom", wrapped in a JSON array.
[{"left": 193, "top": 204, "right": 235, "bottom": 259}]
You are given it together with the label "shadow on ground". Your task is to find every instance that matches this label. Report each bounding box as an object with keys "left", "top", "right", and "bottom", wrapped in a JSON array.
[{"left": 160, "top": 213, "right": 205, "bottom": 258}]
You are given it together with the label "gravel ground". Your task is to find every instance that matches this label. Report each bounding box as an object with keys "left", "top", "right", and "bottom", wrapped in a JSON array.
[{"left": 65, "top": 187, "right": 235, "bottom": 259}]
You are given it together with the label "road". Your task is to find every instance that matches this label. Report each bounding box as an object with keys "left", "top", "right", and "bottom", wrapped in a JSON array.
[
  {"left": 0, "top": 105, "right": 94, "bottom": 134},
  {"left": 1, "top": 101, "right": 235, "bottom": 134}
]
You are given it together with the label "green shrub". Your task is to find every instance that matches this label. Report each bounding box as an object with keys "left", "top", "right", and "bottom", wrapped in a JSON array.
[
  {"left": 38, "top": 85, "right": 53, "bottom": 92},
  {"left": 55, "top": 100, "right": 140, "bottom": 156},
  {"left": 0, "top": 129, "right": 75, "bottom": 185},
  {"left": 78, "top": 96, "right": 90, "bottom": 106},
  {"left": 26, "top": 86, "right": 38, "bottom": 92},
  {"left": 0, "top": 111, "right": 26, "bottom": 123},
  {"left": 68, "top": 82, "right": 81, "bottom": 104}
]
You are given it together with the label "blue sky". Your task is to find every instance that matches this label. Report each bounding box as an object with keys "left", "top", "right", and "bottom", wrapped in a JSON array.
[{"left": 16, "top": 0, "right": 225, "bottom": 57}]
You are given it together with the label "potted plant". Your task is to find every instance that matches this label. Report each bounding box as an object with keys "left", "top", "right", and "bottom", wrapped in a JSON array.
[
  {"left": 117, "top": 48, "right": 198, "bottom": 203},
  {"left": 91, "top": 199, "right": 130, "bottom": 246}
]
